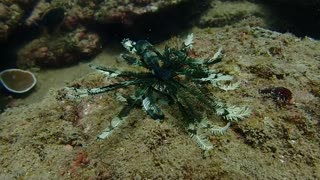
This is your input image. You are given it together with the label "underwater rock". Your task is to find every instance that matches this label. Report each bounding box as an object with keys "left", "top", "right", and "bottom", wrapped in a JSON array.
[
  {"left": 24, "top": 0, "right": 51, "bottom": 26},
  {"left": 0, "top": 68, "right": 36, "bottom": 93},
  {"left": 24, "top": 0, "right": 65, "bottom": 28},
  {"left": 17, "top": 27, "right": 101, "bottom": 68},
  {"left": 0, "top": 2, "right": 23, "bottom": 43},
  {"left": 50, "top": 0, "right": 193, "bottom": 28},
  {"left": 94, "top": 0, "right": 190, "bottom": 25},
  {"left": 198, "top": 0, "right": 270, "bottom": 27}
]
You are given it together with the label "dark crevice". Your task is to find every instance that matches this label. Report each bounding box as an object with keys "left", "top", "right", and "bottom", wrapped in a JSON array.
[
  {"left": 258, "top": 0, "right": 320, "bottom": 39},
  {"left": 89, "top": 0, "right": 209, "bottom": 45}
]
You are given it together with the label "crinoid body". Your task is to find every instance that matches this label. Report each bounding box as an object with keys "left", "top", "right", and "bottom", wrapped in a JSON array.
[{"left": 64, "top": 34, "right": 251, "bottom": 151}]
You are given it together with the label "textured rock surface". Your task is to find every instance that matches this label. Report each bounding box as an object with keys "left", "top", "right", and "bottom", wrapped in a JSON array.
[
  {"left": 2, "top": 0, "right": 199, "bottom": 68},
  {"left": 198, "top": 0, "right": 270, "bottom": 27},
  {"left": 94, "top": 0, "right": 189, "bottom": 24},
  {"left": 0, "top": 2, "right": 23, "bottom": 43},
  {"left": 17, "top": 27, "right": 101, "bottom": 68},
  {"left": 1, "top": 17, "right": 319, "bottom": 178}
]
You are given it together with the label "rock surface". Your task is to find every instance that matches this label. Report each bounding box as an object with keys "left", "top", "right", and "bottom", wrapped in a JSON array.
[
  {"left": 0, "top": 1, "right": 23, "bottom": 43},
  {"left": 198, "top": 0, "right": 270, "bottom": 27},
  {"left": 2, "top": 0, "right": 199, "bottom": 68},
  {"left": 1, "top": 17, "right": 319, "bottom": 178},
  {"left": 17, "top": 27, "right": 101, "bottom": 68}
]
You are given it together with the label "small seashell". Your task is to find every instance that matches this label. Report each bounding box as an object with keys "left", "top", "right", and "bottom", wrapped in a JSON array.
[{"left": 0, "top": 69, "right": 37, "bottom": 93}]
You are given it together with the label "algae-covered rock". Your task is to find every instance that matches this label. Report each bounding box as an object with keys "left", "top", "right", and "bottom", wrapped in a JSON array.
[
  {"left": 1, "top": 18, "right": 320, "bottom": 178},
  {"left": 0, "top": 2, "right": 23, "bottom": 43},
  {"left": 49, "top": 0, "right": 197, "bottom": 28},
  {"left": 198, "top": 0, "right": 270, "bottom": 27},
  {"left": 3, "top": 0, "right": 199, "bottom": 69},
  {"left": 17, "top": 27, "right": 101, "bottom": 68},
  {"left": 94, "top": 0, "right": 191, "bottom": 24}
]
